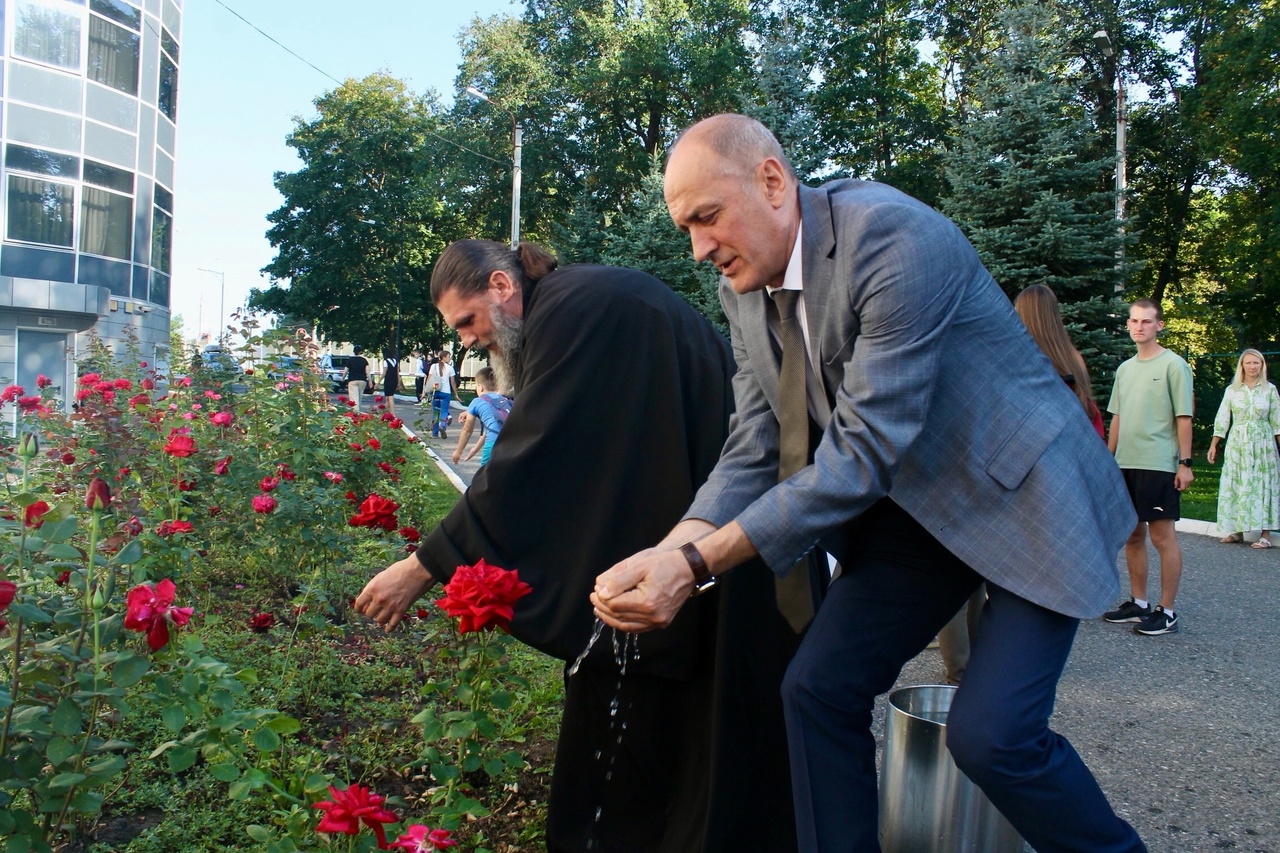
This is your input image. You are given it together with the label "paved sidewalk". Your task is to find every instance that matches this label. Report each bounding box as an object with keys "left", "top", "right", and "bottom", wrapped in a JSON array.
[{"left": 391, "top": 392, "right": 1278, "bottom": 851}]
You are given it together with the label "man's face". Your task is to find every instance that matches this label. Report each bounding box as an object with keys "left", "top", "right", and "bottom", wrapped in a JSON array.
[
  {"left": 1126, "top": 305, "right": 1163, "bottom": 344},
  {"left": 436, "top": 287, "right": 512, "bottom": 353},
  {"left": 664, "top": 140, "right": 794, "bottom": 295}
]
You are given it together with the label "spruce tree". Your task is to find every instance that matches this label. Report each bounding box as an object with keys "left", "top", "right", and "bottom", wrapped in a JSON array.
[
  {"left": 599, "top": 157, "right": 726, "bottom": 332},
  {"left": 940, "top": 0, "right": 1131, "bottom": 396}
]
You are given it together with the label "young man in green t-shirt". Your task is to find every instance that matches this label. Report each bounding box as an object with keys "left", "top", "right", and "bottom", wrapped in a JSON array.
[{"left": 1104, "top": 299, "right": 1194, "bottom": 635}]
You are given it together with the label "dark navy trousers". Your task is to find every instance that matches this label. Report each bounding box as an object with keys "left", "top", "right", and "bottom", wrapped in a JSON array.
[{"left": 782, "top": 499, "right": 1146, "bottom": 853}]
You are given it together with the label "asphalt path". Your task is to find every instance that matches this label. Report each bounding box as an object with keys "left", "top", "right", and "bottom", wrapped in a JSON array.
[{"left": 393, "top": 394, "right": 1278, "bottom": 851}]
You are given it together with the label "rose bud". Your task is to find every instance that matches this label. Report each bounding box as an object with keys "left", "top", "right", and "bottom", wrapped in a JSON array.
[{"left": 86, "top": 477, "right": 112, "bottom": 511}]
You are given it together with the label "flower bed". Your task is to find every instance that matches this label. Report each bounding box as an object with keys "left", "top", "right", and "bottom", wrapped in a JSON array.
[{"left": 1, "top": 331, "right": 561, "bottom": 852}]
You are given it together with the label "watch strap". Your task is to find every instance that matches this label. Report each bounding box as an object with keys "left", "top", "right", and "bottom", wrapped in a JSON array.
[{"left": 679, "top": 542, "right": 717, "bottom": 595}]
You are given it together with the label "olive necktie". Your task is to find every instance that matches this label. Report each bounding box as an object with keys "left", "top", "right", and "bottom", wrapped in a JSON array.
[{"left": 773, "top": 289, "right": 814, "bottom": 632}]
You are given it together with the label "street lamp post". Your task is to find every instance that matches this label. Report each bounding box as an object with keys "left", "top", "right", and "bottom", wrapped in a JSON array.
[
  {"left": 1093, "top": 30, "right": 1127, "bottom": 290},
  {"left": 465, "top": 86, "right": 522, "bottom": 248},
  {"left": 197, "top": 267, "right": 226, "bottom": 346},
  {"left": 1093, "top": 30, "right": 1127, "bottom": 225}
]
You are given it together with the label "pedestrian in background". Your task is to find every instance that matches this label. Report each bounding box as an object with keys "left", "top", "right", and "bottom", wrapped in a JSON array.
[
  {"left": 1209, "top": 349, "right": 1280, "bottom": 549},
  {"left": 345, "top": 346, "right": 370, "bottom": 413},
  {"left": 1105, "top": 299, "right": 1194, "bottom": 636}
]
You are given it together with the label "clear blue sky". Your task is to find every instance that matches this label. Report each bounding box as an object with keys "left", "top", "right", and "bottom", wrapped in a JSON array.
[{"left": 172, "top": 0, "right": 521, "bottom": 342}]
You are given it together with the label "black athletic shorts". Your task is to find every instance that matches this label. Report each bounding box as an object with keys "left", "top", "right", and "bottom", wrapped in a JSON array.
[{"left": 1121, "top": 468, "right": 1181, "bottom": 522}]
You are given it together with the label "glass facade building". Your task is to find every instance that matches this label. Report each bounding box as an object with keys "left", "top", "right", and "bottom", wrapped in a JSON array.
[{"left": 0, "top": 0, "right": 179, "bottom": 423}]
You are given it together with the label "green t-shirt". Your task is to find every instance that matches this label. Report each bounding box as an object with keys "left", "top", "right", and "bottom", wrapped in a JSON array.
[{"left": 1107, "top": 348, "right": 1194, "bottom": 472}]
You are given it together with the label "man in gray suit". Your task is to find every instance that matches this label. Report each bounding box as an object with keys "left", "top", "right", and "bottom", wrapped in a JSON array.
[{"left": 593, "top": 114, "right": 1146, "bottom": 852}]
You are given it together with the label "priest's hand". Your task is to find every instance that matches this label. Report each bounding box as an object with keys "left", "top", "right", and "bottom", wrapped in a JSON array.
[
  {"left": 355, "top": 556, "right": 437, "bottom": 632},
  {"left": 591, "top": 548, "right": 694, "bottom": 633}
]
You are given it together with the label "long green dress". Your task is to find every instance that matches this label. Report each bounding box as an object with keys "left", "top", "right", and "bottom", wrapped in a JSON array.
[{"left": 1213, "top": 381, "right": 1280, "bottom": 534}]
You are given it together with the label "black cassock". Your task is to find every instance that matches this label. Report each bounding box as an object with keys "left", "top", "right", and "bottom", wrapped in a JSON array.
[{"left": 417, "top": 265, "right": 800, "bottom": 853}]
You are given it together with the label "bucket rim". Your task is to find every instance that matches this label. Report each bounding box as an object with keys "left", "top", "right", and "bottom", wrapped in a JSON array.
[{"left": 887, "top": 683, "right": 957, "bottom": 722}]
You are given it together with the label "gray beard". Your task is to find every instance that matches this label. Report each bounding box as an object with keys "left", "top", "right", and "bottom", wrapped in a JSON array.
[{"left": 488, "top": 306, "right": 523, "bottom": 394}]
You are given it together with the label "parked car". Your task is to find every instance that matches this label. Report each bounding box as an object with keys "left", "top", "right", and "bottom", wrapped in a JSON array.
[
  {"left": 199, "top": 348, "right": 243, "bottom": 376},
  {"left": 321, "top": 355, "right": 354, "bottom": 393},
  {"left": 264, "top": 355, "right": 304, "bottom": 381}
]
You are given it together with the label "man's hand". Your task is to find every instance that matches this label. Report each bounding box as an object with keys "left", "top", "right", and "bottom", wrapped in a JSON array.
[
  {"left": 354, "top": 556, "right": 437, "bottom": 632},
  {"left": 1175, "top": 466, "right": 1194, "bottom": 491},
  {"left": 591, "top": 548, "right": 695, "bottom": 633}
]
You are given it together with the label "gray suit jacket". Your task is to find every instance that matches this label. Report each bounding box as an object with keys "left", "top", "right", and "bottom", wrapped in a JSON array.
[{"left": 686, "top": 180, "right": 1135, "bottom": 619}]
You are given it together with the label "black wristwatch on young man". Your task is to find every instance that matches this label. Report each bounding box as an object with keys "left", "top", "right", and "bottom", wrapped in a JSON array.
[{"left": 1178, "top": 458, "right": 1193, "bottom": 469}]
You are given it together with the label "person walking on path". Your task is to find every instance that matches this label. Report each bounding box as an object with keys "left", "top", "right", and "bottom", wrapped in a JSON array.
[
  {"left": 345, "top": 346, "right": 370, "bottom": 413},
  {"left": 452, "top": 366, "right": 509, "bottom": 467},
  {"left": 1208, "top": 348, "right": 1280, "bottom": 549},
  {"left": 411, "top": 350, "right": 427, "bottom": 403},
  {"left": 1104, "top": 299, "right": 1194, "bottom": 635},
  {"left": 382, "top": 350, "right": 400, "bottom": 416},
  {"left": 426, "top": 350, "right": 457, "bottom": 439},
  {"left": 593, "top": 113, "right": 1144, "bottom": 853}
]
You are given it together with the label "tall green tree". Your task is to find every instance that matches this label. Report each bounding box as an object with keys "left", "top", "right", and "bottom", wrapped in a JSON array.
[
  {"left": 598, "top": 157, "right": 725, "bottom": 330},
  {"left": 941, "top": 1, "right": 1131, "bottom": 390},
  {"left": 741, "top": 9, "right": 826, "bottom": 181},
  {"left": 253, "top": 75, "right": 460, "bottom": 351},
  {"left": 798, "top": 0, "right": 948, "bottom": 202}
]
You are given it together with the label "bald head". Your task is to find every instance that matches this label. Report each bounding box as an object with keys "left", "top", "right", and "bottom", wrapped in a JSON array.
[
  {"left": 670, "top": 114, "right": 797, "bottom": 183},
  {"left": 663, "top": 114, "right": 801, "bottom": 295}
]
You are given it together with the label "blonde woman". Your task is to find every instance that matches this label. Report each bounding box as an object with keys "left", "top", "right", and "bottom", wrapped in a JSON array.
[{"left": 1208, "top": 349, "right": 1280, "bottom": 548}]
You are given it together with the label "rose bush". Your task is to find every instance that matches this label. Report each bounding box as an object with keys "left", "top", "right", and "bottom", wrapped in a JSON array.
[{"left": 2, "top": 328, "right": 543, "bottom": 850}]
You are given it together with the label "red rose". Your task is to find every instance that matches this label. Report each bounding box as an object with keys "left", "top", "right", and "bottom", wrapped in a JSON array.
[
  {"left": 156, "top": 519, "right": 194, "bottom": 536},
  {"left": 124, "top": 579, "right": 194, "bottom": 651},
  {"left": 399, "top": 526, "right": 421, "bottom": 542},
  {"left": 349, "top": 494, "right": 399, "bottom": 531},
  {"left": 314, "top": 784, "right": 399, "bottom": 848},
  {"left": 366, "top": 437, "right": 381, "bottom": 451},
  {"left": 248, "top": 612, "right": 275, "bottom": 632},
  {"left": 24, "top": 501, "right": 50, "bottom": 528},
  {"left": 252, "top": 494, "right": 277, "bottom": 514},
  {"left": 214, "top": 456, "right": 232, "bottom": 476},
  {"left": 36, "top": 374, "right": 52, "bottom": 389},
  {"left": 259, "top": 476, "right": 280, "bottom": 493},
  {"left": 86, "top": 477, "right": 112, "bottom": 511},
  {"left": 163, "top": 431, "right": 197, "bottom": 457},
  {"left": 0, "top": 579, "right": 16, "bottom": 610},
  {"left": 435, "top": 559, "right": 532, "bottom": 634},
  {"left": 210, "top": 411, "right": 234, "bottom": 427}
]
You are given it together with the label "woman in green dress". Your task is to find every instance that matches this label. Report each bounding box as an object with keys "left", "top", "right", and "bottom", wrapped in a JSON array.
[{"left": 1208, "top": 349, "right": 1280, "bottom": 549}]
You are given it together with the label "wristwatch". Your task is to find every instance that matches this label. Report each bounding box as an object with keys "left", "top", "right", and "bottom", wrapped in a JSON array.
[
  {"left": 679, "top": 542, "right": 718, "bottom": 596},
  {"left": 1178, "top": 458, "right": 1193, "bottom": 469}
]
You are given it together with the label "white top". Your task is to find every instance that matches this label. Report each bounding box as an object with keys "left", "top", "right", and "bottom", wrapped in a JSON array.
[{"left": 427, "top": 362, "right": 456, "bottom": 394}]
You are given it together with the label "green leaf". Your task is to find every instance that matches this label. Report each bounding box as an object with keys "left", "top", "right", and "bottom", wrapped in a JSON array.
[
  {"left": 502, "top": 749, "right": 524, "bottom": 769},
  {"left": 483, "top": 757, "right": 505, "bottom": 776},
  {"left": 167, "top": 745, "right": 197, "bottom": 773},
  {"left": 252, "top": 727, "right": 281, "bottom": 753},
  {"left": 209, "top": 763, "right": 241, "bottom": 783},
  {"left": 51, "top": 699, "right": 82, "bottom": 737},
  {"left": 112, "top": 653, "right": 150, "bottom": 688},
  {"left": 41, "top": 543, "right": 82, "bottom": 560},
  {"left": 69, "top": 789, "right": 104, "bottom": 814},
  {"left": 47, "top": 772, "right": 88, "bottom": 791},
  {"left": 85, "top": 754, "right": 127, "bottom": 777},
  {"left": 227, "top": 778, "right": 253, "bottom": 801},
  {"left": 489, "top": 689, "right": 513, "bottom": 711},
  {"left": 246, "top": 825, "right": 272, "bottom": 843},
  {"left": 7, "top": 603, "right": 52, "bottom": 624},
  {"left": 303, "top": 772, "right": 331, "bottom": 794},
  {"left": 46, "top": 737, "right": 77, "bottom": 768},
  {"left": 265, "top": 714, "right": 301, "bottom": 735},
  {"left": 112, "top": 538, "right": 143, "bottom": 564},
  {"left": 162, "top": 704, "right": 186, "bottom": 733}
]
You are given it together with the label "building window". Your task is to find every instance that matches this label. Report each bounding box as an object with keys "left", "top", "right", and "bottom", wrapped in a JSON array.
[
  {"left": 151, "top": 207, "right": 171, "bottom": 273},
  {"left": 6, "top": 174, "right": 75, "bottom": 247},
  {"left": 80, "top": 187, "right": 132, "bottom": 259},
  {"left": 158, "top": 54, "right": 178, "bottom": 122},
  {"left": 87, "top": 15, "right": 140, "bottom": 95},
  {"left": 90, "top": 0, "right": 142, "bottom": 31},
  {"left": 12, "top": 0, "right": 83, "bottom": 72},
  {"left": 5, "top": 144, "right": 80, "bottom": 179}
]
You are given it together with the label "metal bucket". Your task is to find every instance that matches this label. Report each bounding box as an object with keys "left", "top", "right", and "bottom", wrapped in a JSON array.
[{"left": 879, "top": 685, "right": 1024, "bottom": 853}]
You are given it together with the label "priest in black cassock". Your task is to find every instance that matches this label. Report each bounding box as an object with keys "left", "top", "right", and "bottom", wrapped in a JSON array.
[{"left": 355, "top": 239, "right": 800, "bottom": 853}]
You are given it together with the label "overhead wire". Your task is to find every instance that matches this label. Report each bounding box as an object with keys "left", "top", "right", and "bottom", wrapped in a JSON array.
[{"left": 206, "top": 0, "right": 512, "bottom": 167}]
